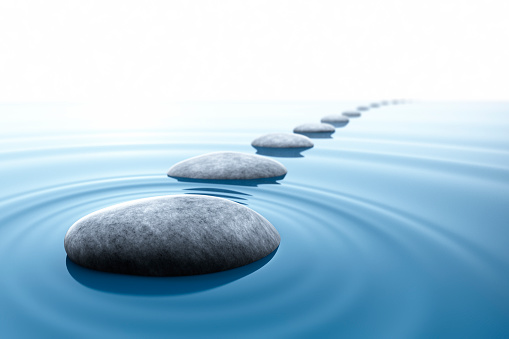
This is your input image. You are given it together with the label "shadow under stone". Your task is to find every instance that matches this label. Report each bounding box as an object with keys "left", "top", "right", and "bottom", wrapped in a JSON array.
[
  {"left": 168, "top": 175, "right": 285, "bottom": 187},
  {"left": 183, "top": 188, "right": 252, "bottom": 196},
  {"left": 294, "top": 132, "right": 334, "bottom": 139},
  {"left": 66, "top": 248, "right": 277, "bottom": 296},
  {"left": 253, "top": 146, "right": 311, "bottom": 158}
]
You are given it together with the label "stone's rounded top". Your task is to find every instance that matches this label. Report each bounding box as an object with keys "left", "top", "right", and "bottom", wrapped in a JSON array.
[
  {"left": 167, "top": 151, "right": 287, "bottom": 180},
  {"left": 342, "top": 111, "right": 361, "bottom": 117},
  {"left": 357, "top": 106, "right": 370, "bottom": 111},
  {"left": 320, "top": 114, "right": 349, "bottom": 123},
  {"left": 293, "top": 123, "right": 335, "bottom": 133},
  {"left": 251, "top": 133, "right": 313, "bottom": 149},
  {"left": 370, "top": 103, "right": 380, "bottom": 108},
  {"left": 64, "top": 194, "right": 281, "bottom": 276}
]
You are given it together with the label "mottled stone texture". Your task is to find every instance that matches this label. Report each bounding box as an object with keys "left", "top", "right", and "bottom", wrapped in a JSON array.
[
  {"left": 64, "top": 195, "right": 281, "bottom": 276},
  {"left": 251, "top": 133, "right": 313, "bottom": 148},
  {"left": 320, "top": 114, "right": 350, "bottom": 127},
  {"left": 293, "top": 123, "right": 335, "bottom": 133},
  {"left": 342, "top": 111, "right": 361, "bottom": 117},
  {"left": 167, "top": 152, "right": 287, "bottom": 180}
]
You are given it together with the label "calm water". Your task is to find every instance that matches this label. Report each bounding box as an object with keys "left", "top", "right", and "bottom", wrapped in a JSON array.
[{"left": 1, "top": 101, "right": 508, "bottom": 338}]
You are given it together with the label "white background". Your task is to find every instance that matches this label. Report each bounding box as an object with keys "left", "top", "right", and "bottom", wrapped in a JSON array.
[{"left": 1, "top": 0, "right": 508, "bottom": 102}]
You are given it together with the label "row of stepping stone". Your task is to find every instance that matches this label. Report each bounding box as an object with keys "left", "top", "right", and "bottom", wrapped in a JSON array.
[
  {"left": 167, "top": 100, "right": 402, "bottom": 181},
  {"left": 64, "top": 100, "right": 406, "bottom": 277}
]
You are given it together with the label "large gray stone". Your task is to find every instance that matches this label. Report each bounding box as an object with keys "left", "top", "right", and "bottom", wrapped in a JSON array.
[
  {"left": 293, "top": 123, "right": 335, "bottom": 133},
  {"left": 251, "top": 133, "right": 313, "bottom": 148},
  {"left": 320, "top": 114, "right": 349, "bottom": 127},
  {"left": 64, "top": 195, "right": 281, "bottom": 276},
  {"left": 167, "top": 152, "right": 287, "bottom": 180}
]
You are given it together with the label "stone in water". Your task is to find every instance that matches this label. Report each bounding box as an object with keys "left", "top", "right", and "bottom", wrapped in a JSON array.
[
  {"left": 320, "top": 114, "right": 349, "bottom": 127},
  {"left": 251, "top": 133, "right": 313, "bottom": 148},
  {"left": 293, "top": 123, "right": 335, "bottom": 133},
  {"left": 64, "top": 195, "right": 281, "bottom": 276},
  {"left": 167, "top": 152, "right": 287, "bottom": 180},
  {"left": 342, "top": 111, "right": 361, "bottom": 118}
]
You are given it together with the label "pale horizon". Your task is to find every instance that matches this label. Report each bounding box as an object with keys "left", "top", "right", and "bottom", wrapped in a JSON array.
[{"left": 1, "top": 0, "right": 508, "bottom": 102}]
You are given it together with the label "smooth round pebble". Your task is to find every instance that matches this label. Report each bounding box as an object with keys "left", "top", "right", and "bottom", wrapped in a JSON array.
[
  {"left": 293, "top": 123, "right": 335, "bottom": 133},
  {"left": 64, "top": 195, "right": 281, "bottom": 276},
  {"left": 342, "top": 111, "right": 361, "bottom": 118},
  {"left": 167, "top": 152, "right": 287, "bottom": 180},
  {"left": 320, "top": 114, "right": 350, "bottom": 126},
  {"left": 357, "top": 106, "right": 370, "bottom": 111},
  {"left": 251, "top": 133, "right": 313, "bottom": 148}
]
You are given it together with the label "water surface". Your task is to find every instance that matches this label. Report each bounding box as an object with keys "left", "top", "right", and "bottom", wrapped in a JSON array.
[{"left": 1, "top": 101, "right": 508, "bottom": 338}]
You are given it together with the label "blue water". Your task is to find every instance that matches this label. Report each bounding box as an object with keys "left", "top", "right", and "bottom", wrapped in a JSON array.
[{"left": 1, "top": 102, "right": 508, "bottom": 338}]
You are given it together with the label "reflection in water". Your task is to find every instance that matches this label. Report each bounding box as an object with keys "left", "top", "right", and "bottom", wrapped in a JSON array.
[
  {"left": 294, "top": 132, "right": 334, "bottom": 139},
  {"left": 183, "top": 188, "right": 252, "bottom": 196},
  {"left": 168, "top": 175, "right": 285, "bottom": 186},
  {"left": 253, "top": 146, "right": 312, "bottom": 158},
  {"left": 66, "top": 249, "right": 277, "bottom": 296}
]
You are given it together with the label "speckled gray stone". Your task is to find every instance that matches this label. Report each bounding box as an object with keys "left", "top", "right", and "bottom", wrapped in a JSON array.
[
  {"left": 251, "top": 133, "right": 313, "bottom": 148},
  {"left": 293, "top": 123, "right": 335, "bottom": 133},
  {"left": 167, "top": 152, "right": 287, "bottom": 180},
  {"left": 342, "top": 111, "right": 361, "bottom": 118},
  {"left": 64, "top": 195, "right": 281, "bottom": 276},
  {"left": 320, "top": 114, "right": 350, "bottom": 127}
]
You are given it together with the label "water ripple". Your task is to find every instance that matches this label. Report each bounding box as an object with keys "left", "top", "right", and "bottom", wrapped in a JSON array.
[{"left": 1, "top": 102, "right": 508, "bottom": 338}]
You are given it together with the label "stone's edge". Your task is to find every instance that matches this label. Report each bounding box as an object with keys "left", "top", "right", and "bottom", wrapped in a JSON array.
[
  {"left": 166, "top": 151, "right": 288, "bottom": 180},
  {"left": 251, "top": 133, "right": 314, "bottom": 148}
]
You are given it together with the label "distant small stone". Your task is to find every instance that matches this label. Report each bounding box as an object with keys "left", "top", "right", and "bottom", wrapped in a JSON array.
[
  {"left": 320, "top": 114, "right": 349, "bottom": 127},
  {"left": 167, "top": 152, "right": 287, "bottom": 180},
  {"left": 370, "top": 103, "right": 380, "bottom": 108},
  {"left": 293, "top": 123, "right": 335, "bottom": 133},
  {"left": 251, "top": 133, "right": 313, "bottom": 148},
  {"left": 64, "top": 195, "right": 281, "bottom": 276},
  {"left": 342, "top": 111, "right": 361, "bottom": 118},
  {"left": 357, "top": 106, "right": 369, "bottom": 111}
]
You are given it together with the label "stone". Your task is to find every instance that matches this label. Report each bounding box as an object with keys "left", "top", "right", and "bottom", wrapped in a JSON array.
[
  {"left": 64, "top": 195, "right": 281, "bottom": 276},
  {"left": 293, "top": 123, "right": 335, "bottom": 133},
  {"left": 342, "top": 111, "right": 361, "bottom": 118},
  {"left": 370, "top": 103, "right": 380, "bottom": 108},
  {"left": 357, "top": 106, "right": 370, "bottom": 111},
  {"left": 167, "top": 152, "right": 287, "bottom": 180},
  {"left": 320, "top": 114, "right": 350, "bottom": 127},
  {"left": 251, "top": 133, "right": 313, "bottom": 148}
]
